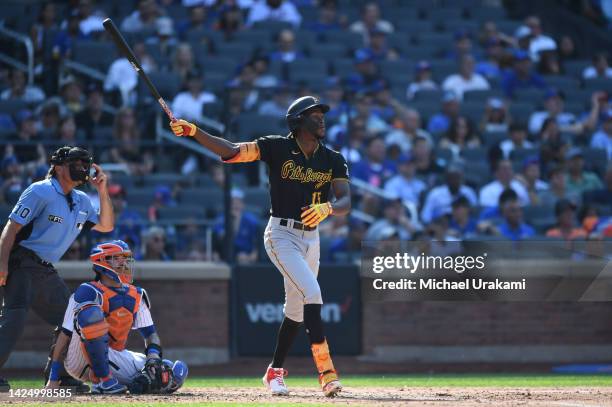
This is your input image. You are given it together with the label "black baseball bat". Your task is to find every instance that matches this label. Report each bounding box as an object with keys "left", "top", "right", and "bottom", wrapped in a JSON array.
[{"left": 102, "top": 18, "right": 177, "bottom": 122}]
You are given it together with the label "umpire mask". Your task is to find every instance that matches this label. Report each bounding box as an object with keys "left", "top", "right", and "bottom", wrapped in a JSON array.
[{"left": 51, "top": 146, "right": 93, "bottom": 183}]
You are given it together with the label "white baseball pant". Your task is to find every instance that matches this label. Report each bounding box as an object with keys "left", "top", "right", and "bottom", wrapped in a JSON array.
[
  {"left": 64, "top": 332, "right": 146, "bottom": 384},
  {"left": 264, "top": 216, "right": 321, "bottom": 323}
]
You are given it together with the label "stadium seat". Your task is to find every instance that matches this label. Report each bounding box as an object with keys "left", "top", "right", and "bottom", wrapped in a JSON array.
[
  {"left": 252, "top": 20, "right": 293, "bottom": 34},
  {"left": 583, "top": 77, "right": 612, "bottom": 93},
  {"left": 244, "top": 187, "right": 271, "bottom": 214},
  {"left": 462, "top": 147, "right": 488, "bottom": 163},
  {"left": 125, "top": 188, "right": 158, "bottom": 207},
  {"left": 583, "top": 148, "right": 608, "bottom": 176},
  {"left": 425, "top": 9, "right": 466, "bottom": 28},
  {"left": 72, "top": 41, "right": 117, "bottom": 72},
  {"left": 0, "top": 100, "right": 28, "bottom": 116},
  {"left": 225, "top": 29, "right": 271, "bottom": 46},
  {"left": 235, "top": 113, "right": 285, "bottom": 141},
  {"left": 157, "top": 205, "right": 204, "bottom": 222},
  {"left": 510, "top": 148, "right": 540, "bottom": 164},
  {"left": 142, "top": 173, "right": 194, "bottom": 188},
  {"left": 321, "top": 31, "right": 363, "bottom": 51},
  {"left": 331, "top": 58, "right": 355, "bottom": 78},
  {"left": 443, "top": 20, "right": 480, "bottom": 35},
  {"left": 468, "top": 6, "right": 507, "bottom": 21},
  {"left": 463, "top": 161, "right": 491, "bottom": 188},
  {"left": 413, "top": 90, "right": 443, "bottom": 102},
  {"left": 523, "top": 206, "right": 556, "bottom": 234},
  {"left": 179, "top": 187, "right": 223, "bottom": 212},
  {"left": 563, "top": 59, "right": 590, "bottom": 79},
  {"left": 137, "top": 72, "right": 181, "bottom": 101},
  {"left": 393, "top": 21, "right": 434, "bottom": 37},
  {"left": 482, "top": 132, "right": 508, "bottom": 149},
  {"left": 289, "top": 59, "right": 328, "bottom": 78},
  {"left": 215, "top": 42, "right": 254, "bottom": 63},
  {"left": 430, "top": 59, "right": 458, "bottom": 81},
  {"left": 463, "top": 89, "right": 504, "bottom": 103},
  {"left": 459, "top": 101, "right": 484, "bottom": 123},
  {"left": 508, "top": 102, "right": 536, "bottom": 123},
  {"left": 309, "top": 43, "right": 350, "bottom": 60},
  {"left": 545, "top": 75, "right": 580, "bottom": 94},
  {"left": 200, "top": 57, "right": 238, "bottom": 76}
]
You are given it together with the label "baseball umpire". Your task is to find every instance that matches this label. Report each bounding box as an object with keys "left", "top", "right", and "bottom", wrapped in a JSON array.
[
  {"left": 0, "top": 146, "right": 114, "bottom": 392},
  {"left": 171, "top": 96, "right": 351, "bottom": 397}
]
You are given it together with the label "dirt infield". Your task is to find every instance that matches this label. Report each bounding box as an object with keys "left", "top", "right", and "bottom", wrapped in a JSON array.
[{"left": 4, "top": 387, "right": 612, "bottom": 406}]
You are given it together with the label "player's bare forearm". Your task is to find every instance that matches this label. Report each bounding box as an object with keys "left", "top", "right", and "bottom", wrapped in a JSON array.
[
  {"left": 193, "top": 127, "right": 240, "bottom": 161},
  {"left": 331, "top": 180, "right": 351, "bottom": 216},
  {"left": 144, "top": 332, "right": 162, "bottom": 358},
  {"left": 93, "top": 189, "right": 114, "bottom": 233},
  {"left": 51, "top": 331, "right": 70, "bottom": 362}
]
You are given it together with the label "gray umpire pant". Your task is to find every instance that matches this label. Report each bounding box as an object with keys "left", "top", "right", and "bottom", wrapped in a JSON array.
[
  {"left": 0, "top": 246, "right": 70, "bottom": 370},
  {"left": 264, "top": 217, "right": 322, "bottom": 323}
]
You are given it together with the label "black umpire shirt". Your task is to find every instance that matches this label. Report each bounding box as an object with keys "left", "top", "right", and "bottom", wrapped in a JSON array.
[{"left": 256, "top": 134, "right": 349, "bottom": 221}]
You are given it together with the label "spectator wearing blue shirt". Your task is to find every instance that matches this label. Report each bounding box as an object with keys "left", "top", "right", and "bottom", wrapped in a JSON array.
[
  {"left": 52, "top": 10, "right": 89, "bottom": 59},
  {"left": 345, "top": 49, "right": 384, "bottom": 94},
  {"left": 362, "top": 28, "right": 400, "bottom": 62},
  {"left": 427, "top": 90, "right": 461, "bottom": 135},
  {"left": 0, "top": 146, "right": 113, "bottom": 391},
  {"left": 475, "top": 38, "right": 504, "bottom": 80},
  {"left": 304, "top": 0, "right": 344, "bottom": 33},
  {"left": 448, "top": 196, "right": 478, "bottom": 238},
  {"left": 590, "top": 109, "right": 612, "bottom": 160},
  {"left": 214, "top": 189, "right": 260, "bottom": 264},
  {"left": 351, "top": 137, "right": 397, "bottom": 188},
  {"left": 496, "top": 194, "right": 535, "bottom": 240},
  {"left": 501, "top": 50, "right": 548, "bottom": 98},
  {"left": 420, "top": 162, "right": 478, "bottom": 223},
  {"left": 268, "top": 29, "right": 304, "bottom": 63},
  {"left": 383, "top": 154, "right": 426, "bottom": 207}
]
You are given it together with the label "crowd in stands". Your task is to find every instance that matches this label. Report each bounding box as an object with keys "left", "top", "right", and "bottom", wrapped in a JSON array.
[{"left": 0, "top": 0, "right": 610, "bottom": 264}]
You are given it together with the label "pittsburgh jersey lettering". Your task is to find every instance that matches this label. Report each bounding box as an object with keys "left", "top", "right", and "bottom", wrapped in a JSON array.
[{"left": 281, "top": 160, "right": 333, "bottom": 189}]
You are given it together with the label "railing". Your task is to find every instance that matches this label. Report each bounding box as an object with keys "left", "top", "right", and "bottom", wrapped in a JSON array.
[{"left": 0, "top": 21, "right": 34, "bottom": 84}]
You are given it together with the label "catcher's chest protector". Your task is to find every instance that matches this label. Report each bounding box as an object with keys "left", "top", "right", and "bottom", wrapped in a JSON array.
[{"left": 91, "top": 281, "right": 141, "bottom": 351}]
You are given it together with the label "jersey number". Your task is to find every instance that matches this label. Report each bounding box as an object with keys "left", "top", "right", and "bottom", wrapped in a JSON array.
[
  {"left": 311, "top": 192, "right": 322, "bottom": 206},
  {"left": 13, "top": 204, "right": 30, "bottom": 219}
]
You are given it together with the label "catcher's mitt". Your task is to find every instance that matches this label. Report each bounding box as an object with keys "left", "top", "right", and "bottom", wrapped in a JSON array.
[{"left": 128, "top": 358, "right": 173, "bottom": 394}]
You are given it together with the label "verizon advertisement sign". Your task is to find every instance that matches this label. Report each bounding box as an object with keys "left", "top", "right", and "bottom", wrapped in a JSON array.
[{"left": 234, "top": 264, "right": 361, "bottom": 356}]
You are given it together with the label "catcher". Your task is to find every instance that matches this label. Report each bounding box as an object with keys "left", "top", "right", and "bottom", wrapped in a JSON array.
[{"left": 45, "top": 240, "right": 188, "bottom": 394}]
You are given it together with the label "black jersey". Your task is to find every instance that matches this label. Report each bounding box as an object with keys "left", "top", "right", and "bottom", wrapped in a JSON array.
[{"left": 256, "top": 134, "right": 349, "bottom": 221}]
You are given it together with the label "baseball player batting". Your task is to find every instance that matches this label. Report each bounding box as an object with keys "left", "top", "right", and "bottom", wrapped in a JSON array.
[
  {"left": 45, "top": 240, "right": 188, "bottom": 394},
  {"left": 171, "top": 96, "right": 351, "bottom": 397}
]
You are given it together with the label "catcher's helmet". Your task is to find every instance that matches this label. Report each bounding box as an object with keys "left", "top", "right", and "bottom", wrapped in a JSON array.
[
  {"left": 90, "top": 240, "right": 135, "bottom": 284},
  {"left": 286, "top": 96, "right": 329, "bottom": 132}
]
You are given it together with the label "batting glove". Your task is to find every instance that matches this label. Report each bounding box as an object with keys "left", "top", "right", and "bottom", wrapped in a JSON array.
[
  {"left": 301, "top": 202, "right": 333, "bottom": 227},
  {"left": 170, "top": 119, "right": 196, "bottom": 137}
]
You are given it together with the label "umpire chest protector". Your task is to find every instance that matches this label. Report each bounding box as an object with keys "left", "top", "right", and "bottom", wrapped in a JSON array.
[{"left": 90, "top": 281, "right": 142, "bottom": 351}]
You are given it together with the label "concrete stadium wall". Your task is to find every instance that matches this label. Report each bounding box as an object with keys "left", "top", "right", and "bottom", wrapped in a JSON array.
[
  {"left": 7, "top": 262, "right": 612, "bottom": 367},
  {"left": 361, "top": 300, "right": 612, "bottom": 363}
]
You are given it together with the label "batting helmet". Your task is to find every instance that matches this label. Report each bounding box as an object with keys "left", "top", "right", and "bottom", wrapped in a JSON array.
[
  {"left": 90, "top": 240, "right": 135, "bottom": 284},
  {"left": 286, "top": 96, "right": 329, "bottom": 132}
]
